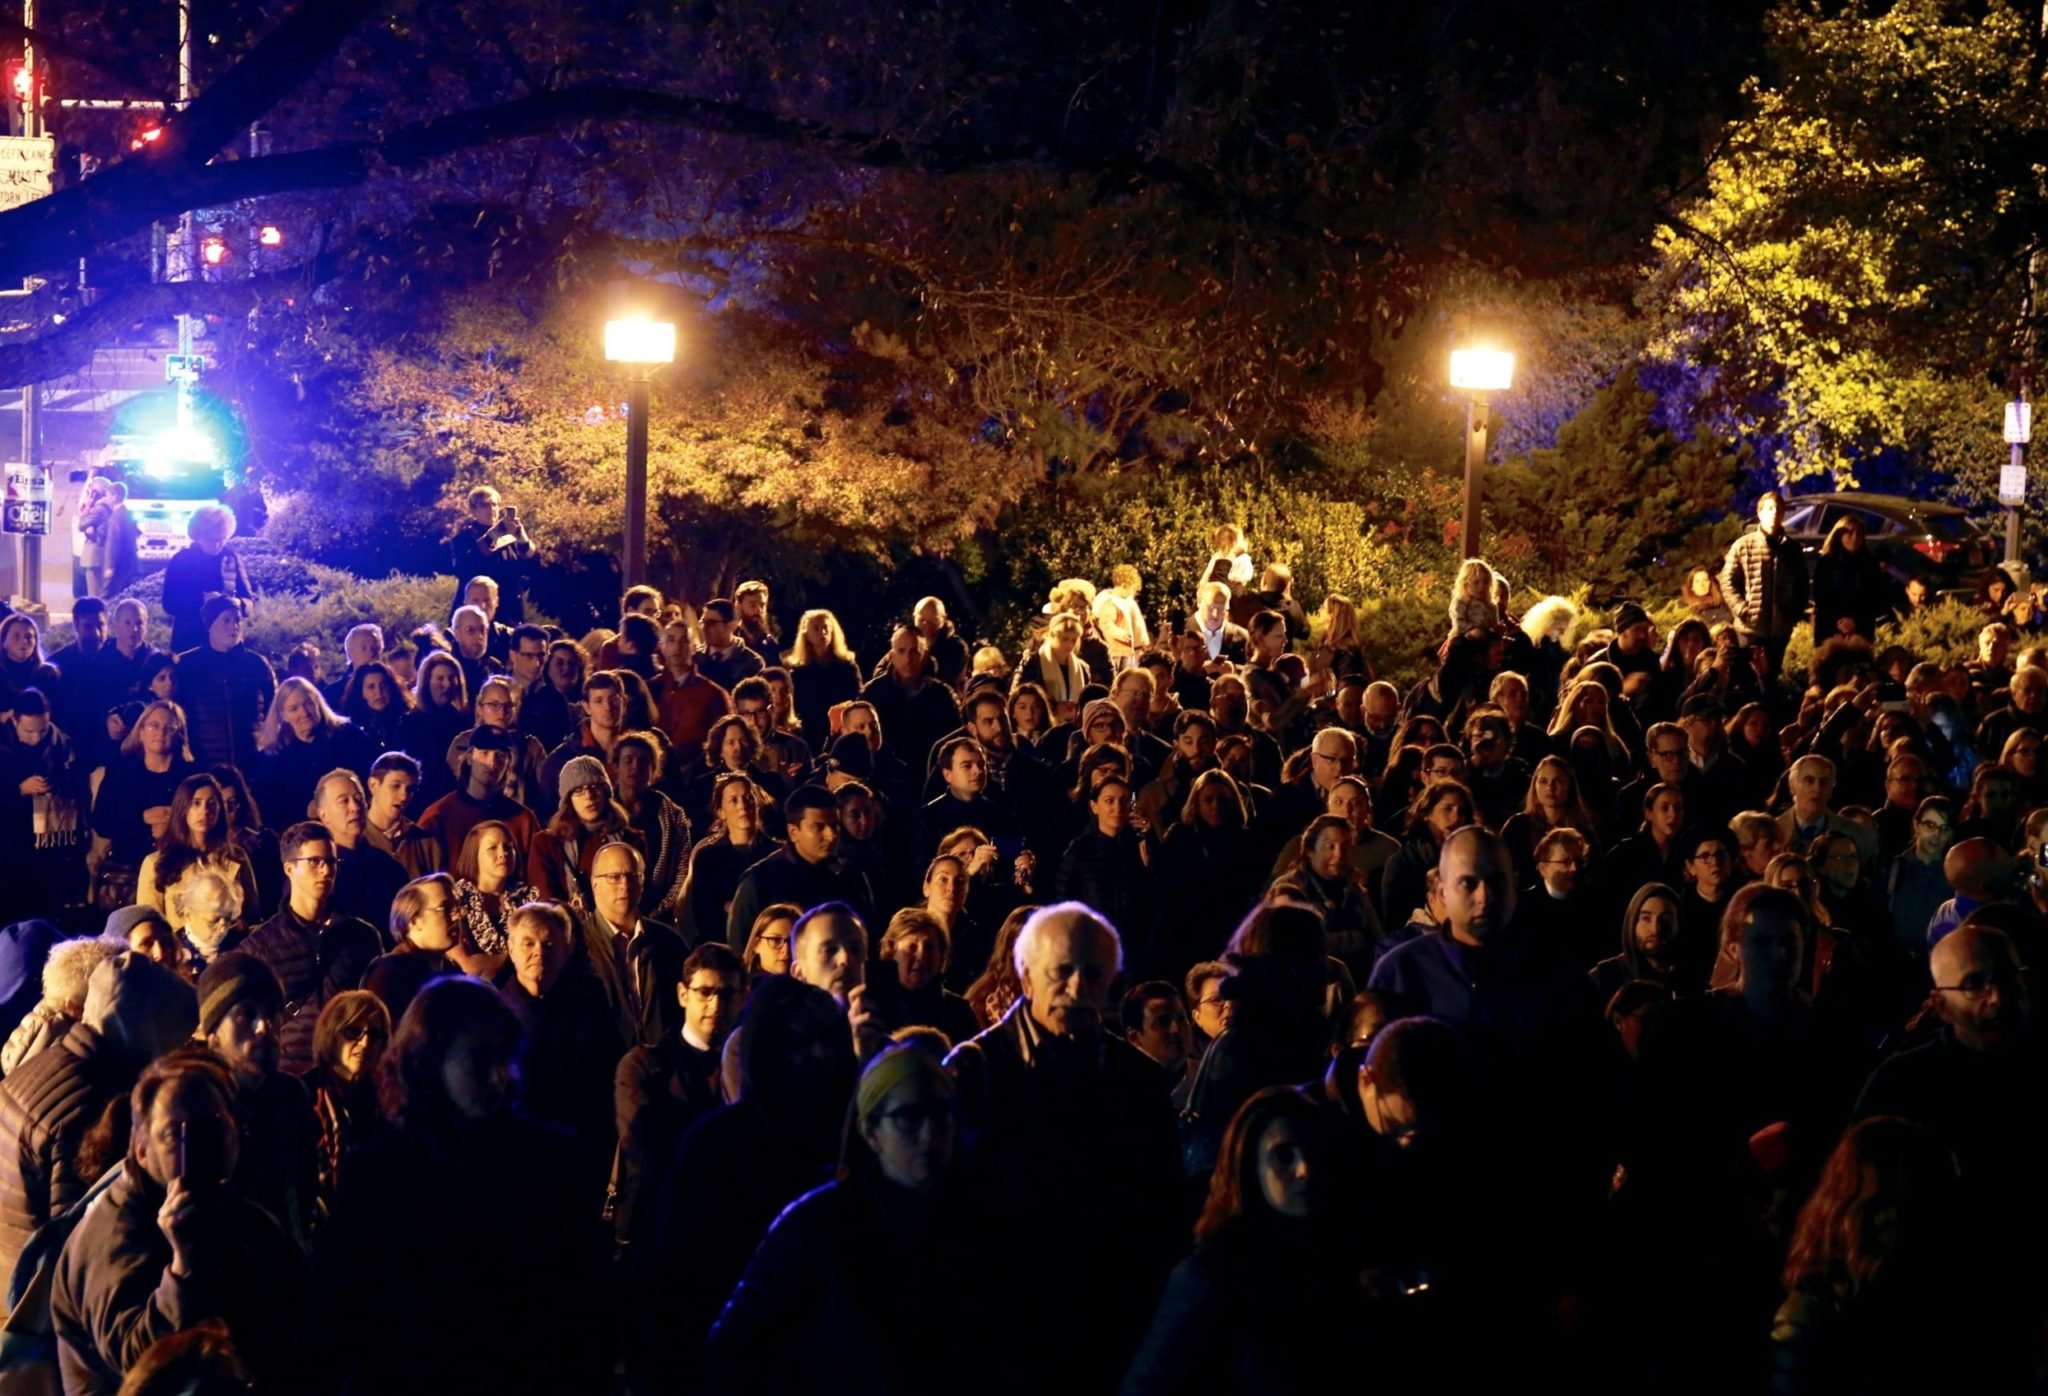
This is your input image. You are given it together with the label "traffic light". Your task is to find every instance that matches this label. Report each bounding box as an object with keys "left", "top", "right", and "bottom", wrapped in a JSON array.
[
  {"left": 6, "top": 63, "right": 31, "bottom": 104},
  {"left": 201, "top": 235, "right": 227, "bottom": 267}
]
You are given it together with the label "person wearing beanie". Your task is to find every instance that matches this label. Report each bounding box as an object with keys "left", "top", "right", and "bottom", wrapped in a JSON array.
[
  {"left": 530, "top": 755, "right": 646, "bottom": 911},
  {"left": 242, "top": 821, "right": 382, "bottom": 1078},
  {"left": 198, "top": 952, "right": 321, "bottom": 1252},
  {"left": 172, "top": 589, "right": 277, "bottom": 773},
  {"left": 1594, "top": 603, "right": 1662, "bottom": 689},
  {"left": 0, "top": 950, "right": 199, "bottom": 1286},
  {"left": 703, "top": 1038, "right": 978, "bottom": 1393}
]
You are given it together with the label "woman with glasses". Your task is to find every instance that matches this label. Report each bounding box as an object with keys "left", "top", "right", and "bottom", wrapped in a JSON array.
[
  {"left": 1885, "top": 797, "right": 1956, "bottom": 965},
  {"left": 740, "top": 902, "right": 800, "bottom": 980},
  {"left": 305, "top": 990, "right": 393, "bottom": 1207},
  {"left": 705, "top": 1042, "right": 977, "bottom": 1394},
  {"left": 441, "top": 677, "right": 552, "bottom": 809}
]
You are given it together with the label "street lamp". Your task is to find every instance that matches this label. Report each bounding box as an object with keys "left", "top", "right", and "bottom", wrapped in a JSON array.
[
  {"left": 2005, "top": 392, "right": 2034, "bottom": 565},
  {"left": 603, "top": 314, "right": 676, "bottom": 589},
  {"left": 1449, "top": 346, "right": 1515, "bottom": 560}
]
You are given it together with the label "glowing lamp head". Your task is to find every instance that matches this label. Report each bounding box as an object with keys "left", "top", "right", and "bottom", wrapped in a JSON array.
[
  {"left": 258, "top": 225, "right": 283, "bottom": 248},
  {"left": 604, "top": 316, "right": 676, "bottom": 366},
  {"left": 8, "top": 65, "right": 31, "bottom": 102},
  {"left": 130, "top": 126, "right": 164, "bottom": 152},
  {"left": 1450, "top": 348, "right": 1515, "bottom": 393},
  {"left": 200, "top": 236, "right": 227, "bottom": 267},
  {"left": 2008, "top": 401, "right": 2034, "bottom": 446}
]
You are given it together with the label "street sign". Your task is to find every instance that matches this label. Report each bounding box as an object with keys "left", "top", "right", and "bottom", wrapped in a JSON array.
[
  {"left": 165, "top": 353, "right": 210, "bottom": 381},
  {"left": 2, "top": 461, "right": 50, "bottom": 535},
  {"left": 0, "top": 136, "right": 53, "bottom": 214},
  {"left": 2001, "top": 463, "right": 2028, "bottom": 506}
]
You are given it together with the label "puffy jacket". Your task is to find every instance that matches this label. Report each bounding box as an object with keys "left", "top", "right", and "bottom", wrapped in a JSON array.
[
  {"left": 0, "top": 953, "right": 196, "bottom": 1294},
  {"left": 242, "top": 907, "right": 381, "bottom": 1076},
  {"left": 173, "top": 642, "right": 276, "bottom": 773},
  {"left": 1719, "top": 527, "right": 1809, "bottom": 639}
]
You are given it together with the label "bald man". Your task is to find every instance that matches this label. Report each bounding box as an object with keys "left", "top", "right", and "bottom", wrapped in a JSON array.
[
  {"left": 1368, "top": 827, "right": 1601, "bottom": 1061},
  {"left": 1857, "top": 920, "right": 2045, "bottom": 1200},
  {"left": 1926, "top": 836, "right": 2012, "bottom": 948}
]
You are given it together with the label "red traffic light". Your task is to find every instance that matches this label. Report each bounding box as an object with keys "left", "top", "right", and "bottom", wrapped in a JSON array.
[
  {"left": 200, "top": 236, "right": 227, "bottom": 266},
  {"left": 6, "top": 64, "right": 31, "bottom": 103},
  {"left": 257, "top": 225, "right": 283, "bottom": 248}
]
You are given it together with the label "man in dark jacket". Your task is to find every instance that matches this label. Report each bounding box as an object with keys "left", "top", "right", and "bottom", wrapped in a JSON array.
[
  {"left": 313, "top": 769, "right": 408, "bottom": 938},
  {"left": 1718, "top": 490, "right": 1809, "bottom": 679},
  {"left": 51, "top": 1051, "right": 308, "bottom": 1394},
  {"left": 242, "top": 821, "right": 381, "bottom": 1076},
  {"left": 725, "top": 786, "right": 876, "bottom": 948},
  {"left": 500, "top": 901, "right": 623, "bottom": 1205},
  {"left": 174, "top": 596, "right": 276, "bottom": 773},
  {"left": 0, "top": 947, "right": 195, "bottom": 1296},
  {"left": 583, "top": 840, "right": 687, "bottom": 1048},
  {"left": 946, "top": 903, "right": 1181, "bottom": 1379},
  {"left": 196, "top": 954, "right": 321, "bottom": 1251},
  {"left": 860, "top": 626, "right": 961, "bottom": 778}
]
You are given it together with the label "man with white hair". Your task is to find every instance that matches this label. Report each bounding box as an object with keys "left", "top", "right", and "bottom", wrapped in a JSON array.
[
  {"left": 947, "top": 902, "right": 1180, "bottom": 1373},
  {"left": 1775, "top": 753, "right": 1879, "bottom": 867}
]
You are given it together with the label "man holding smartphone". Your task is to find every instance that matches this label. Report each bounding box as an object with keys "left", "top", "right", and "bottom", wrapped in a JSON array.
[
  {"left": 51, "top": 1053, "right": 308, "bottom": 1393},
  {"left": 449, "top": 484, "right": 535, "bottom": 623}
]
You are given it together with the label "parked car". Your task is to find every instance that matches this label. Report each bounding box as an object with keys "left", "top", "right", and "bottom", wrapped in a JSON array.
[{"left": 1780, "top": 492, "right": 1999, "bottom": 598}]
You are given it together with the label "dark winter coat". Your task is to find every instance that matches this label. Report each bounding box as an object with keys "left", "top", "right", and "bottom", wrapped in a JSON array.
[
  {"left": 172, "top": 642, "right": 276, "bottom": 773},
  {"left": 242, "top": 905, "right": 382, "bottom": 1076},
  {"left": 1719, "top": 526, "right": 1809, "bottom": 640}
]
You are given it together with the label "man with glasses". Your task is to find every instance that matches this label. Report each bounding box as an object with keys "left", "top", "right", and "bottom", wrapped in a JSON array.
[
  {"left": 1856, "top": 920, "right": 2045, "bottom": 1205},
  {"left": 1517, "top": 827, "right": 1599, "bottom": 967},
  {"left": 695, "top": 598, "right": 765, "bottom": 693},
  {"left": 1620, "top": 722, "right": 1699, "bottom": 828},
  {"left": 1874, "top": 752, "right": 1933, "bottom": 862},
  {"left": 584, "top": 840, "right": 687, "bottom": 1047},
  {"left": 365, "top": 873, "right": 460, "bottom": 1020},
  {"left": 614, "top": 943, "right": 747, "bottom": 1255},
  {"left": 243, "top": 821, "right": 382, "bottom": 1076},
  {"left": 1885, "top": 796, "right": 1957, "bottom": 959},
  {"left": 1464, "top": 713, "right": 1530, "bottom": 829},
  {"left": 1273, "top": 727, "right": 1359, "bottom": 846},
  {"left": 1678, "top": 828, "right": 1739, "bottom": 959}
]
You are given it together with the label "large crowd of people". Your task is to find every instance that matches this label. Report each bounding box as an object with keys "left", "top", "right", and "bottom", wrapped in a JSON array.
[{"left": 0, "top": 489, "right": 2040, "bottom": 1392}]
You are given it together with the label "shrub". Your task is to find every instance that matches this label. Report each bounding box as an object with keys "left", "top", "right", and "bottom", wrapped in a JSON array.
[
  {"left": 239, "top": 568, "right": 466, "bottom": 666},
  {"left": 1876, "top": 599, "right": 1990, "bottom": 670}
]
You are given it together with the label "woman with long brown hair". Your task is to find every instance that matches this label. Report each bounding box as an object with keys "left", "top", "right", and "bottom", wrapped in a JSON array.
[
  {"left": 1125, "top": 1086, "right": 1358, "bottom": 1393},
  {"left": 1500, "top": 755, "right": 1603, "bottom": 877},
  {"left": 135, "top": 773, "right": 261, "bottom": 918},
  {"left": 1770, "top": 1116, "right": 1964, "bottom": 1392}
]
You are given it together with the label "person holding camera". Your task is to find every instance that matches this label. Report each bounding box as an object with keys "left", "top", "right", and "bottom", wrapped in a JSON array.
[{"left": 450, "top": 485, "right": 535, "bottom": 623}]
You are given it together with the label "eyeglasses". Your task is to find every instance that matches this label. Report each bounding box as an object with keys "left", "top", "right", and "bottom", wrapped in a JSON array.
[
  {"left": 1651, "top": 746, "right": 1687, "bottom": 760},
  {"left": 1540, "top": 856, "right": 1583, "bottom": 870},
  {"left": 1690, "top": 849, "right": 1730, "bottom": 863},
  {"left": 590, "top": 871, "right": 637, "bottom": 885},
  {"left": 758, "top": 934, "right": 790, "bottom": 949},
  {"left": 1935, "top": 969, "right": 2026, "bottom": 999},
  {"left": 1916, "top": 819, "right": 1954, "bottom": 834},
  {"left": 339, "top": 1023, "right": 387, "bottom": 1044},
  {"left": 290, "top": 856, "right": 339, "bottom": 869}
]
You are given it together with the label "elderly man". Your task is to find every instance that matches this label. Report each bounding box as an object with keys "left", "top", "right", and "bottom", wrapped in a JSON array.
[
  {"left": 583, "top": 840, "right": 687, "bottom": 1047},
  {"left": 312, "top": 768, "right": 409, "bottom": 933},
  {"left": 1979, "top": 662, "right": 2048, "bottom": 756},
  {"left": 1775, "top": 754, "right": 1879, "bottom": 867},
  {"left": 947, "top": 903, "right": 1181, "bottom": 1372},
  {"left": 501, "top": 900, "right": 624, "bottom": 1200},
  {"left": 1926, "top": 836, "right": 2011, "bottom": 948}
]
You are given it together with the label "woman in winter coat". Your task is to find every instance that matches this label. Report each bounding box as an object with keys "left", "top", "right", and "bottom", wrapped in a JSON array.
[
  {"left": 1148, "top": 770, "right": 1264, "bottom": 985},
  {"left": 1811, "top": 515, "right": 1888, "bottom": 642},
  {"left": 0, "top": 688, "right": 89, "bottom": 922},
  {"left": 252, "top": 677, "right": 375, "bottom": 832},
  {"left": 1051, "top": 774, "right": 1152, "bottom": 944}
]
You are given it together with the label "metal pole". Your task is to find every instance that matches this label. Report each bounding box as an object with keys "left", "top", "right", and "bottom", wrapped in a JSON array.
[
  {"left": 1460, "top": 394, "right": 1489, "bottom": 560},
  {"left": 2010, "top": 440, "right": 2026, "bottom": 568},
  {"left": 175, "top": 0, "right": 194, "bottom": 368},
  {"left": 16, "top": 0, "right": 35, "bottom": 604},
  {"left": 624, "top": 374, "right": 650, "bottom": 589}
]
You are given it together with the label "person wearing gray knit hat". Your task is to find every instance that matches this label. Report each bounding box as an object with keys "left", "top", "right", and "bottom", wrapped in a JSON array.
[{"left": 558, "top": 755, "right": 613, "bottom": 804}]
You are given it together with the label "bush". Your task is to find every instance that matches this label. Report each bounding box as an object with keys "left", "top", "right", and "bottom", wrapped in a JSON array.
[
  {"left": 240, "top": 567, "right": 465, "bottom": 666},
  {"left": 1875, "top": 598, "right": 1989, "bottom": 670}
]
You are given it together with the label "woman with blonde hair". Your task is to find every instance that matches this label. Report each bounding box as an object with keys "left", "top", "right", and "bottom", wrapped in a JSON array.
[
  {"left": 1519, "top": 594, "right": 1578, "bottom": 717},
  {"left": 785, "top": 609, "right": 862, "bottom": 748},
  {"left": 398, "top": 650, "right": 470, "bottom": 805},
  {"left": 1313, "top": 594, "right": 1374, "bottom": 681},
  {"left": 254, "top": 675, "right": 374, "bottom": 826}
]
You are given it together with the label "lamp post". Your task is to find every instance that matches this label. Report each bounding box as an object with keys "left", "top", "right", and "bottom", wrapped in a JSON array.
[
  {"left": 2006, "top": 392, "right": 2033, "bottom": 567},
  {"left": 1449, "top": 347, "right": 1515, "bottom": 560},
  {"left": 603, "top": 314, "right": 676, "bottom": 590}
]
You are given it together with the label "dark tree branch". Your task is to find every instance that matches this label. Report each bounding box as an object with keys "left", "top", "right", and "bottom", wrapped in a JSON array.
[
  {"left": 0, "top": 258, "right": 335, "bottom": 386},
  {"left": 0, "top": 0, "right": 379, "bottom": 283}
]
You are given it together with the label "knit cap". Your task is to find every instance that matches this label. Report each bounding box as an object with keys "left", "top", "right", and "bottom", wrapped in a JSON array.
[
  {"left": 197, "top": 952, "right": 284, "bottom": 1036},
  {"left": 558, "top": 755, "right": 613, "bottom": 802}
]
